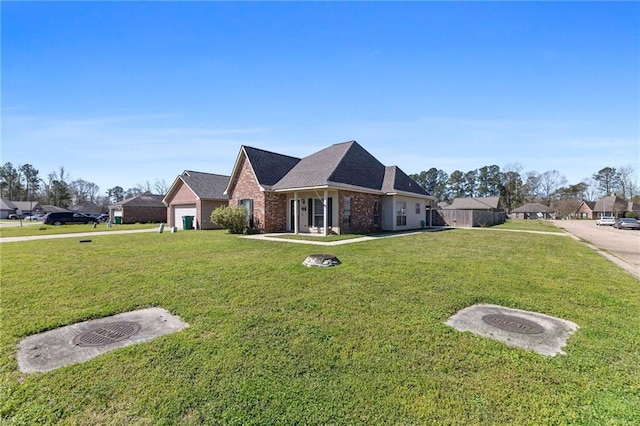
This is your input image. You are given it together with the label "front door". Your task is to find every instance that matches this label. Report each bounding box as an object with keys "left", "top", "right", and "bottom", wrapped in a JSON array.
[{"left": 289, "top": 199, "right": 301, "bottom": 233}]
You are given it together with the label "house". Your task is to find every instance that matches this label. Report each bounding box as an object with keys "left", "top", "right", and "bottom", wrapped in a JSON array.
[
  {"left": 437, "top": 196, "right": 506, "bottom": 227},
  {"left": 40, "top": 205, "right": 71, "bottom": 214},
  {"left": 593, "top": 195, "right": 627, "bottom": 218},
  {"left": 0, "top": 198, "right": 17, "bottom": 219},
  {"left": 510, "top": 202, "right": 552, "bottom": 219},
  {"left": 109, "top": 192, "right": 166, "bottom": 224},
  {"left": 163, "top": 170, "right": 230, "bottom": 230},
  {"left": 444, "top": 196, "right": 504, "bottom": 211},
  {"left": 575, "top": 201, "right": 596, "bottom": 219},
  {"left": 69, "top": 201, "right": 106, "bottom": 215},
  {"left": 224, "top": 140, "right": 437, "bottom": 235},
  {"left": 0, "top": 198, "right": 42, "bottom": 218}
]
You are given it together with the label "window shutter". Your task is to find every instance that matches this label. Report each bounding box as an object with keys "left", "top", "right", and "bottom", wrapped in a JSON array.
[
  {"left": 328, "top": 197, "right": 333, "bottom": 227},
  {"left": 308, "top": 198, "right": 313, "bottom": 226}
]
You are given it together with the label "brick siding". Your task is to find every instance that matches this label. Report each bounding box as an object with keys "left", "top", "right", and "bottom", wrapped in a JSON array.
[
  {"left": 339, "top": 190, "right": 383, "bottom": 233},
  {"left": 122, "top": 206, "right": 167, "bottom": 224}
]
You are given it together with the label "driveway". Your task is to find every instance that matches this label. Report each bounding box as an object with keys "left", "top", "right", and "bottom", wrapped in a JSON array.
[{"left": 552, "top": 220, "right": 640, "bottom": 279}]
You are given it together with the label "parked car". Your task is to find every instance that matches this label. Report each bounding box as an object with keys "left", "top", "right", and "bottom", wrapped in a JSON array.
[
  {"left": 43, "top": 212, "right": 99, "bottom": 225},
  {"left": 613, "top": 218, "right": 640, "bottom": 230},
  {"left": 24, "top": 214, "right": 44, "bottom": 221},
  {"left": 97, "top": 214, "right": 110, "bottom": 222},
  {"left": 596, "top": 216, "right": 616, "bottom": 226},
  {"left": 7, "top": 213, "right": 27, "bottom": 220}
]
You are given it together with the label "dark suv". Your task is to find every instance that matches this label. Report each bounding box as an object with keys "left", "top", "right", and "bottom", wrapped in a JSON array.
[{"left": 43, "top": 212, "right": 98, "bottom": 225}]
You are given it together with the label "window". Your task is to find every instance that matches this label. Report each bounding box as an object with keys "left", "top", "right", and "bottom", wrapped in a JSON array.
[
  {"left": 238, "top": 199, "right": 254, "bottom": 227},
  {"left": 396, "top": 201, "right": 407, "bottom": 226},
  {"left": 308, "top": 197, "right": 333, "bottom": 228},
  {"left": 415, "top": 203, "right": 421, "bottom": 214},
  {"left": 373, "top": 201, "right": 381, "bottom": 226},
  {"left": 343, "top": 197, "right": 352, "bottom": 228},
  {"left": 313, "top": 198, "right": 324, "bottom": 228}
]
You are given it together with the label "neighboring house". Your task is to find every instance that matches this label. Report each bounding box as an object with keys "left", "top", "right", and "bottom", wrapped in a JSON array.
[
  {"left": 224, "top": 140, "right": 437, "bottom": 235},
  {"left": 593, "top": 195, "right": 627, "bottom": 218},
  {"left": 0, "top": 198, "right": 17, "bottom": 219},
  {"left": 40, "top": 205, "right": 71, "bottom": 214},
  {"left": 437, "top": 196, "right": 506, "bottom": 227},
  {"left": 163, "top": 170, "right": 230, "bottom": 230},
  {"left": 510, "top": 202, "right": 552, "bottom": 219},
  {"left": 11, "top": 200, "right": 42, "bottom": 216},
  {"left": 1, "top": 198, "right": 44, "bottom": 219},
  {"left": 109, "top": 192, "right": 166, "bottom": 224},
  {"left": 575, "top": 201, "right": 596, "bottom": 220},
  {"left": 69, "top": 201, "right": 106, "bottom": 215},
  {"left": 444, "top": 196, "right": 504, "bottom": 211}
]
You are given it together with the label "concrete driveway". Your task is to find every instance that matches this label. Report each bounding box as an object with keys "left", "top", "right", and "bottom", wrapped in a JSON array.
[{"left": 552, "top": 220, "right": 640, "bottom": 279}]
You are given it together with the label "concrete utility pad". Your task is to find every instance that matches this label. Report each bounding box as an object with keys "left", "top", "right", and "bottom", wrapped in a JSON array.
[
  {"left": 18, "top": 307, "right": 189, "bottom": 373},
  {"left": 445, "top": 304, "right": 578, "bottom": 356},
  {"left": 303, "top": 254, "right": 341, "bottom": 267}
]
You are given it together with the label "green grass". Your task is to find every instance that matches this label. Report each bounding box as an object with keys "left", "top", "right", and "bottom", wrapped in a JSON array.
[
  {"left": 493, "top": 219, "right": 564, "bottom": 232},
  {"left": 268, "top": 233, "right": 367, "bottom": 242},
  {"left": 1, "top": 228, "right": 639, "bottom": 424},
  {"left": 0, "top": 223, "right": 157, "bottom": 238}
]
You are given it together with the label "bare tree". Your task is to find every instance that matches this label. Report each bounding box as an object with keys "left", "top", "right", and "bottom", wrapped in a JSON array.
[
  {"left": 539, "top": 170, "right": 567, "bottom": 206},
  {"left": 70, "top": 179, "right": 100, "bottom": 204},
  {"left": 154, "top": 179, "right": 170, "bottom": 195},
  {"left": 618, "top": 165, "right": 636, "bottom": 199},
  {"left": 583, "top": 177, "right": 600, "bottom": 201},
  {"left": 136, "top": 181, "right": 152, "bottom": 194}
]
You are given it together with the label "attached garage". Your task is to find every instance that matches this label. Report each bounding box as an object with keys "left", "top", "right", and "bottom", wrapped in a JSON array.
[
  {"left": 173, "top": 205, "right": 196, "bottom": 229},
  {"left": 163, "top": 170, "right": 230, "bottom": 230}
]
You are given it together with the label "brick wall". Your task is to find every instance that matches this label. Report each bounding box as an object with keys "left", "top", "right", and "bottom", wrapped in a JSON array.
[
  {"left": 229, "top": 156, "right": 267, "bottom": 231},
  {"left": 264, "top": 191, "right": 287, "bottom": 232},
  {"left": 339, "top": 190, "right": 383, "bottom": 233},
  {"left": 123, "top": 206, "right": 167, "bottom": 224}
]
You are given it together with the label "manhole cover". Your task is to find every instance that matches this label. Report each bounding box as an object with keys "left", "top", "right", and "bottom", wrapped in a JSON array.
[
  {"left": 482, "top": 314, "right": 544, "bottom": 335},
  {"left": 73, "top": 322, "right": 141, "bottom": 347},
  {"left": 303, "top": 254, "right": 341, "bottom": 267}
]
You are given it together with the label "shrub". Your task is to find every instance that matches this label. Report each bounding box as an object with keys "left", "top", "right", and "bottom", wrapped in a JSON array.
[{"left": 211, "top": 205, "right": 247, "bottom": 234}]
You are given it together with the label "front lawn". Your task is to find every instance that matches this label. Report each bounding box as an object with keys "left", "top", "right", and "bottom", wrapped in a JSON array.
[
  {"left": 1, "top": 229, "right": 638, "bottom": 424},
  {"left": 0, "top": 222, "right": 157, "bottom": 238},
  {"left": 493, "top": 218, "right": 564, "bottom": 233}
]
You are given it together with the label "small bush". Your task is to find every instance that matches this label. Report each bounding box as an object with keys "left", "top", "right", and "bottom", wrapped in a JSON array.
[{"left": 211, "top": 206, "right": 247, "bottom": 234}]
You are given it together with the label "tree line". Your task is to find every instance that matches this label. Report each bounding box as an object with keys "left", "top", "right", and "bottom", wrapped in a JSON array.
[
  {"left": 1, "top": 161, "right": 637, "bottom": 213},
  {"left": 0, "top": 162, "right": 169, "bottom": 208},
  {"left": 409, "top": 164, "right": 638, "bottom": 213}
]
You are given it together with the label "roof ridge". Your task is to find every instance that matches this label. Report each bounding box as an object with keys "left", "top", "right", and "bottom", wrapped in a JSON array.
[{"left": 243, "top": 145, "right": 301, "bottom": 161}]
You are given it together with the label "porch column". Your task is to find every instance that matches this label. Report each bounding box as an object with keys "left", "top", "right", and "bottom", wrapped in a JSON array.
[
  {"left": 428, "top": 200, "right": 433, "bottom": 228},
  {"left": 323, "top": 189, "right": 328, "bottom": 236},
  {"left": 293, "top": 192, "right": 299, "bottom": 235}
]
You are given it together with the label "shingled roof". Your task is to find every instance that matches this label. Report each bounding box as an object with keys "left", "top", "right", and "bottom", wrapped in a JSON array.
[
  {"left": 243, "top": 146, "right": 301, "bottom": 188},
  {"left": 113, "top": 192, "right": 165, "bottom": 208},
  {"left": 382, "top": 166, "right": 430, "bottom": 196},
  {"left": 511, "top": 202, "right": 550, "bottom": 213},
  {"left": 178, "top": 170, "right": 229, "bottom": 200},
  {"left": 445, "top": 196, "right": 502, "bottom": 210},
  {"left": 273, "top": 141, "right": 385, "bottom": 191},
  {"left": 272, "top": 141, "right": 430, "bottom": 197}
]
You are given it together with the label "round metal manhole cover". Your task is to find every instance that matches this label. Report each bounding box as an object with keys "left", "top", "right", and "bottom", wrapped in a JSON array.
[
  {"left": 482, "top": 314, "right": 544, "bottom": 335},
  {"left": 73, "top": 322, "right": 141, "bottom": 347}
]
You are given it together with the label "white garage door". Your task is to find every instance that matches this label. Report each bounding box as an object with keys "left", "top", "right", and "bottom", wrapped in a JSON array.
[{"left": 173, "top": 205, "right": 197, "bottom": 229}]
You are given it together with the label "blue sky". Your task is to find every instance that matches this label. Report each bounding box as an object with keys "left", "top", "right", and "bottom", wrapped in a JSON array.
[{"left": 2, "top": 1, "right": 639, "bottom": 193}]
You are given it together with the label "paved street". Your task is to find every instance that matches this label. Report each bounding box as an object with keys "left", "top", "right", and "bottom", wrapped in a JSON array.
[{"left": 552, "top": 220, "right": 640, "bottom": 279}]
